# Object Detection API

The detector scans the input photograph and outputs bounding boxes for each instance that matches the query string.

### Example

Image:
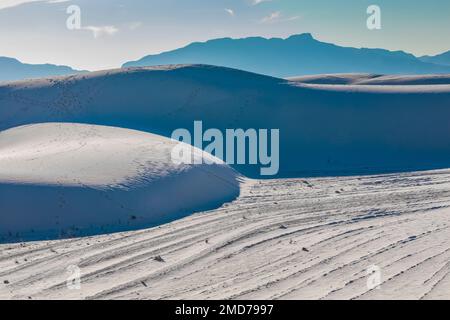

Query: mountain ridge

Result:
[0,56,85,82]
[123,34,450,77]
[420,50,450,66]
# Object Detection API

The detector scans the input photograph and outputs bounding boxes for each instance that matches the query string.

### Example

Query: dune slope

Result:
[288,73,450,85]
[0,123,240,242]
[1,65,450,177]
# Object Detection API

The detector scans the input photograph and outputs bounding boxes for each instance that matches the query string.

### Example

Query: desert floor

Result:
[1,169,450,300]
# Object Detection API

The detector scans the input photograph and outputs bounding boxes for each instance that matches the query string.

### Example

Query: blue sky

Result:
[1,0,449,70]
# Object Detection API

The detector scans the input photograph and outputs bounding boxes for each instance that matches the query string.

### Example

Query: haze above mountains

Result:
[1,34,450,82]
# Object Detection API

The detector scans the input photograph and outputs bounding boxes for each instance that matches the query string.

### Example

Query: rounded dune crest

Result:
[0,123,241,242]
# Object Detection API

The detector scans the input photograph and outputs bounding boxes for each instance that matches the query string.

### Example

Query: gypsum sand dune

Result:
[1,67,450,299]
[0,123,241,242]
[2,65,450,178]
[287,73,450,85]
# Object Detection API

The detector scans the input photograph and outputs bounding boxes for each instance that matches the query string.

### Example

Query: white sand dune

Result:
[288,73,450,86]
[1,169,449,300]
[1,66,450,300]
[1,65,450,177]
[0,123,240,242]
[354,74,450,85]
[287,73,382,85]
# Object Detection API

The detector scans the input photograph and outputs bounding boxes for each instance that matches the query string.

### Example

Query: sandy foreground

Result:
[1,169,450,300]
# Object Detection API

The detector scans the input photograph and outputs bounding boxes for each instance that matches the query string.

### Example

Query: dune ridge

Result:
[1,65,450,177]
[0,123,240,242]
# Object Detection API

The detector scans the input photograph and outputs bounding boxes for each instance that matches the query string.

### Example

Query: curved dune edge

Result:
[288,73,450,85]
[0,123,241,242]
[2,65,450,178]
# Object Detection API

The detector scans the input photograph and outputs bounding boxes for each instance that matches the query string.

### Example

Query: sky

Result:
[0,0,449,71]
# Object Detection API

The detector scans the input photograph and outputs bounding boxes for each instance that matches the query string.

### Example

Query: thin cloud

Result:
[251,0,272,5]
[260,11,280,23]
[0,0,69,10]
[260,11,300,24]
[82,25,119,38]
[286,15,300,21]
[225,8,235,17]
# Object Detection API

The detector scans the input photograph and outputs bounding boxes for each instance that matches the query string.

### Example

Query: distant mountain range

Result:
[420,50,450,66]
[123,34,450,77]
[2,34,450,82]
[0,57,83,82]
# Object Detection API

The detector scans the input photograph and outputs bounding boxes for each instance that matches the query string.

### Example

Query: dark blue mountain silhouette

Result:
[420,50,450,66]
[0,56,84,82]
[123,34,450,77]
